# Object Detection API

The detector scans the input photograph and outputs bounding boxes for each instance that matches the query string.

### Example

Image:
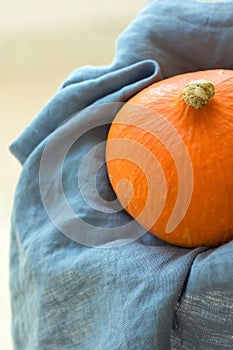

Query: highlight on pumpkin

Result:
[106,69,233,248]
[106,136,167,231]
[106,102,194,237]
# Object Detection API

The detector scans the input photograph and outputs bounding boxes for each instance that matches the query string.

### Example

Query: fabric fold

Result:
[113,0,233,78]
[10,60,160,165]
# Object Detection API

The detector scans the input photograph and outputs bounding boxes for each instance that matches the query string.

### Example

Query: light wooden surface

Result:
[0,1,147,348]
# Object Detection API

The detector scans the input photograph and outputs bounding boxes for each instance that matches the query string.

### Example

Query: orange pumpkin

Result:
[106,69,233,248]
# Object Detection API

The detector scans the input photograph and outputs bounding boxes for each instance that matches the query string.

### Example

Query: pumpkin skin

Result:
[106,69,233,248]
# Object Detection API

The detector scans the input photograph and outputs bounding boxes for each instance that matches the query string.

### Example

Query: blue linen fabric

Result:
[9,0,233,349]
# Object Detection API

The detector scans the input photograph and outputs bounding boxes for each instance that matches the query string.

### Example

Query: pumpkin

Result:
[106,69,233,248]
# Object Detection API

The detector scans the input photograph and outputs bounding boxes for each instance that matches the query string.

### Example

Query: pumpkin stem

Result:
[183,79,215,109]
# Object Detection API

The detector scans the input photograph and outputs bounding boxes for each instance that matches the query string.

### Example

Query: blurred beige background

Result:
[0,0,147,348]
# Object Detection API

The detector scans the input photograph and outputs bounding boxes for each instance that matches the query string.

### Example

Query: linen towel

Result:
[10,0,233,349]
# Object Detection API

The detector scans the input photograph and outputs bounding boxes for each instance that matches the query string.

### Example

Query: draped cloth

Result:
[10,0,233,349]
